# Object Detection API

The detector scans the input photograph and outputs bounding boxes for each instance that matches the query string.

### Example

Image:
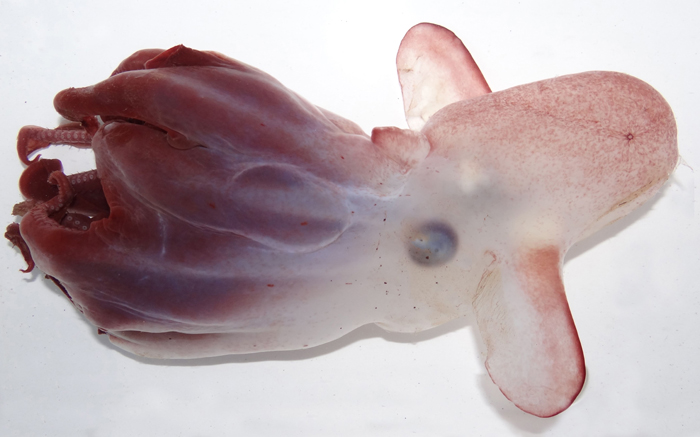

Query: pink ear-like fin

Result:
[397,23,491,131]
[473,247,585,417]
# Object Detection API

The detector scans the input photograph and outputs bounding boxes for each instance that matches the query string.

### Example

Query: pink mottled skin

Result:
[6,23,677,418]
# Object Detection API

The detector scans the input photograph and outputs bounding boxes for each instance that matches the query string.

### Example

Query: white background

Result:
[1,1,698,436]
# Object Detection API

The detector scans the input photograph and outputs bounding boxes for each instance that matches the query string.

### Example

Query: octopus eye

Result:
[407,221,458,266]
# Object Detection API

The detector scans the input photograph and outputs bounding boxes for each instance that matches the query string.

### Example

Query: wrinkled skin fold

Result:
[6,23,678,418]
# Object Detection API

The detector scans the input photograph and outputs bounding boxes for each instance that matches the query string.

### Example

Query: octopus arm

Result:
[93,122,352,252]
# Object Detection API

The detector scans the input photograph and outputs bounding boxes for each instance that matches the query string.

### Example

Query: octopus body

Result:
[6,24,678,417]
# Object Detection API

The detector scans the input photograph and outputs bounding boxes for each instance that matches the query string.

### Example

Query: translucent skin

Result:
[7,23,677,418]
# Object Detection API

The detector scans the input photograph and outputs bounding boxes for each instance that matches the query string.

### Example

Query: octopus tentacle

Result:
[17,120,96,165]
[17,160,108,220]
[65,169,110,217]
[18,158,63,203]
[5,170,78,272]
[25,170,76,227]
[4,223,34,273]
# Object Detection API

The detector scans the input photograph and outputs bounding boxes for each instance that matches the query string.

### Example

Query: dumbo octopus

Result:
[5,23,678,417]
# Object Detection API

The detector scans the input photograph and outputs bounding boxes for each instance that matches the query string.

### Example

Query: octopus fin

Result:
[397,23,491,131]
[472,246,585,417]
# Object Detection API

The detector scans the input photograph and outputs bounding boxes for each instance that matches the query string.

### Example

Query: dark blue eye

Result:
[407,221,458,266]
